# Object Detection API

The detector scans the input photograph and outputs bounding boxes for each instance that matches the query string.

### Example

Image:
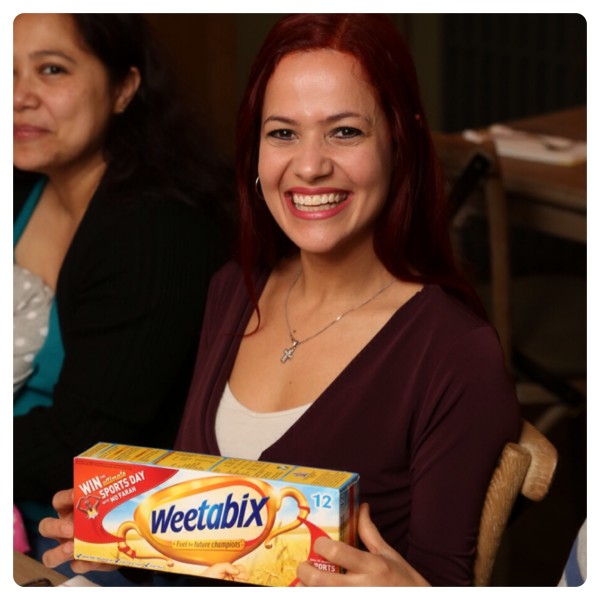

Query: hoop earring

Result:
[255,176,264,200]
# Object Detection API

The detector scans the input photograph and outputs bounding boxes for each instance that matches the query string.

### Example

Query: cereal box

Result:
[73,443,359,586]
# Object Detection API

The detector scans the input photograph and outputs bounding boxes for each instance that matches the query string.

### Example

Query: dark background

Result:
[144,14,586,158]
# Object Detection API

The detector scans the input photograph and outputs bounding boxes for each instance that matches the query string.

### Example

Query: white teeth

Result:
[291,193,347,207]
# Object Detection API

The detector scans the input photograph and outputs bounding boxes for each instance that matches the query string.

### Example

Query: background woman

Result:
[14,13,233,555]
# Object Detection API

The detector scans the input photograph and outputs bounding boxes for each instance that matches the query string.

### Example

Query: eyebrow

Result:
[29,50,77,64]
[263,111,372,127]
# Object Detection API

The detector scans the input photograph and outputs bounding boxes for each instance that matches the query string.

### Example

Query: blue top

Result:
[559,520,586,586]
[13,178,65,417]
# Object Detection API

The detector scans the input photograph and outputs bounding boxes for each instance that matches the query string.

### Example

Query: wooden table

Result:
[496,105,586,243]
[13,551,68,587]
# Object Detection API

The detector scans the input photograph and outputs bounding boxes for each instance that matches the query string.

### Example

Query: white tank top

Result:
[215,382,311,460]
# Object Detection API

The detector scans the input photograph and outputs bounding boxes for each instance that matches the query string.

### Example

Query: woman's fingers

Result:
[296,558,350,587]
[38,515,73,541]
[313,535,373,573]
[41,540,74,569]
[52,488,75,519]
[38,488,117,574]
[296,503,430,587]
[356,503,394,556]
[71,560,118,574]
[302,504,391,575]
[41,538,116,573]
[37,488,77,570]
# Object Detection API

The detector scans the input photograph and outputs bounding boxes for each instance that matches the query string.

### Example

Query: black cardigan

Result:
[14,174,228,503]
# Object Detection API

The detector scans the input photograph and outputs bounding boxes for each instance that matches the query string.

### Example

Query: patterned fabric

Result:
[13,264,53,393]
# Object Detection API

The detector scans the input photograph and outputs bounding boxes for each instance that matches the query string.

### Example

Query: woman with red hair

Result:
[41,14,520,586]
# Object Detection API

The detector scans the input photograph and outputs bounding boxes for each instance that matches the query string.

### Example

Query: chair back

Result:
[433,130,586,422]
[473,420,558,586]
[432,131,512,363]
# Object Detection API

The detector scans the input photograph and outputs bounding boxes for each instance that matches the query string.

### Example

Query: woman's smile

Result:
[286,189,352,219]
[13,124,50,141]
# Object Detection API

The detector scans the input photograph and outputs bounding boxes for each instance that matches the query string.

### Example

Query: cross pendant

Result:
[281,339,299,363]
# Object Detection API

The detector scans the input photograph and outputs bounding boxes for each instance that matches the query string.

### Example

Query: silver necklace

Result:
[281,270,395,363]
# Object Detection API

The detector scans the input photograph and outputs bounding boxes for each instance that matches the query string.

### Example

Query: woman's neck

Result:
[46,156,107,219]
[291,245,394,305]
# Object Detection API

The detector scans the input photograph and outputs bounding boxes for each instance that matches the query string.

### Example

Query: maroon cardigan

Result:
[176,261,520,586]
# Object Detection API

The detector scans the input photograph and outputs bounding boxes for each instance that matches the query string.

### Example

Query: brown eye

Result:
[332,126,363,139]
[267,129,295,140]
[40,64,66,75]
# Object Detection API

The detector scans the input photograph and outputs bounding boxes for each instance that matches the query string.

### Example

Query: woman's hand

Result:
[296,503,430,587]
[38,489,114,574]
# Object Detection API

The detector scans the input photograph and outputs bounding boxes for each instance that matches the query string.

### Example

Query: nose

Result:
[293,136,334,181]
[14,73,39,112]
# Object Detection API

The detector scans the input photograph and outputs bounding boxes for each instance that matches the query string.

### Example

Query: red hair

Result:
[235,14,486,319]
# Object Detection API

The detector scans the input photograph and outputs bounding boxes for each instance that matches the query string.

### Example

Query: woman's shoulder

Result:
[211,260,244,285]
[88,183,224,245]
[408,286,519,434]
[67,186,229,283]
[100,184,211,218]
[206,260,273,307]
[401,284,504,366]
[209,260,264,292]
[415,284,492,337]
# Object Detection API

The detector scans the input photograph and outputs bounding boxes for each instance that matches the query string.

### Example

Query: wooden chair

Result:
[473,420,558,586]
[432,131,586,432]
[432,131,511,362]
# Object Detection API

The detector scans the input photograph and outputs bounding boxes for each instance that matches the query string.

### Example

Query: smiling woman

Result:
[39,14,520,588]
[173,14,521,586]
[13,14,137,188]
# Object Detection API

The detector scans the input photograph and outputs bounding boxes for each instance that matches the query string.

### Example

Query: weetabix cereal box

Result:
[73,443,359,586]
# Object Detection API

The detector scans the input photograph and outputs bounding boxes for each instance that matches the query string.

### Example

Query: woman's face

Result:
[258,49,393,257]
[13,14,121,176]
